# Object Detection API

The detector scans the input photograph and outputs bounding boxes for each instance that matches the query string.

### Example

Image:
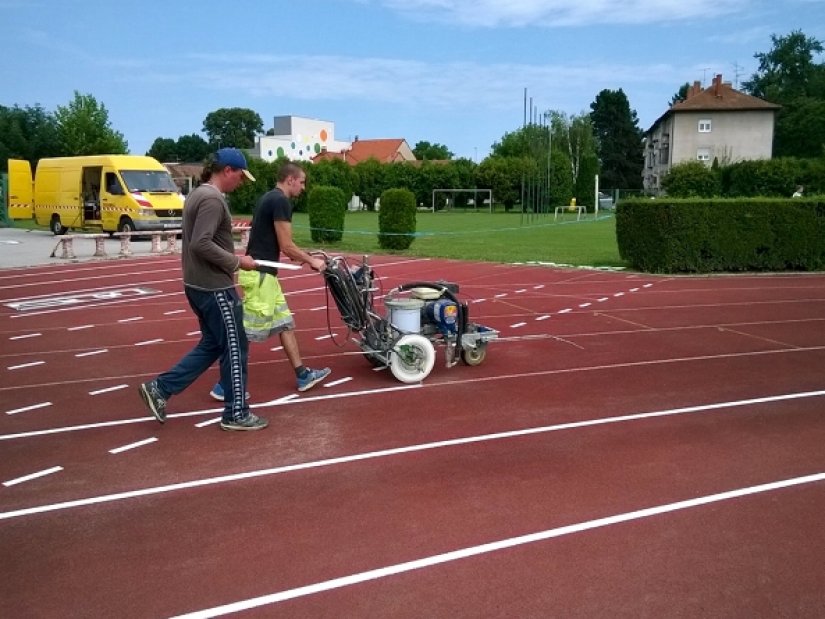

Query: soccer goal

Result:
[431,189,493,213]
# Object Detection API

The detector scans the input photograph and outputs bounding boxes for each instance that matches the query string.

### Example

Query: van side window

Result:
[106,173,123,195]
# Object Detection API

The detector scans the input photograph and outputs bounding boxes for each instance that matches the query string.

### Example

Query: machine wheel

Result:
[389,334,435,383]
[461,345,487,366]
[117,217,135,234]
[50,215,67,235]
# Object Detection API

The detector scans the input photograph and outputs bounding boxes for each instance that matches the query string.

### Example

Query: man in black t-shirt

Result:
[210,162,331,400]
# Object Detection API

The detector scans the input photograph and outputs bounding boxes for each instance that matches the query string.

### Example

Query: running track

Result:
[1,254,824,618]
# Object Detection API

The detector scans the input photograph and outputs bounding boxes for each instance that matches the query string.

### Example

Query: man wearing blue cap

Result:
[138,148,268,431]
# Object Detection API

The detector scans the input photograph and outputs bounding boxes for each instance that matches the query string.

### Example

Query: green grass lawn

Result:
[7,209,626,268]
[292,210,626,268]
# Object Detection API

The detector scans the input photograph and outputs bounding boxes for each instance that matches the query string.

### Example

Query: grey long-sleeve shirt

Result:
[180,184,240,291]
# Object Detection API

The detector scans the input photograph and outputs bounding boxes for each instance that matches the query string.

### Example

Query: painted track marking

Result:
[2,389,822,520]
[6,402,52,415]
[3,466,63,487]
[170,471,825,618]
[109,437,158,454]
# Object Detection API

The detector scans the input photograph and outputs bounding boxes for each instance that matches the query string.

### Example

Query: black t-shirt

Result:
[246,188,292,274]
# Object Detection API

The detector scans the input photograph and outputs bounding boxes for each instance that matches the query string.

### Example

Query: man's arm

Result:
[190,198,256,271]
[275,220,325,271]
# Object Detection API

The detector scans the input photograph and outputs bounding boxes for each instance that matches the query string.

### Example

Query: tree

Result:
[491,123,550,160]
[670,82,690,106]
[742,30,825,158]
[0,104,62,172]
[306,158,356,201]
[476,156,533,211]
[176,134,210,162]
[53,91,128,156]
[412,141,453,160]
[589,89,643,191]
[202,108,263,149]
[548,111,599,204]
[743,30,825,103]
[353,158,387,211]
[147,137,178,162]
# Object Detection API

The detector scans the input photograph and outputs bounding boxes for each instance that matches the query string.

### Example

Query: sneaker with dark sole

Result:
[297,367,331,392]
[220,413,269,431]
[209,383,251,402]
[139,380,167,424]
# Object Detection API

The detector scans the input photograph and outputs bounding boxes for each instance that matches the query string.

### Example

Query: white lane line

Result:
[315,334,332,341]
[579,303,592,308]
[118,317,143,323]
[643,284,653,288]
[8,361,45,370]
[10,333,41,340]
[171,471,825,618]
[195,417,222,428]
[75,349,108,357]
[535,315,551,321]
[494,293,507,298]
[510,322,526,328]
[533,285,545,289]
[558,308,572,314]
[6,402,52,415]
[163,310,186,315]
[109,437,158,454]
[89,384,129,396]
[630,287,639,292]
[310,306,326,311]
[271,346,283,352]
[613,292,625,297]
[325,377,353,388]
[67,324,95,331]
[473,298,486,303]
[186,330,200,336]
[3,388,823,520]
[3,466,63,487]
[515,289,526,294]
[597,297,609,302]
[135,339,163,346]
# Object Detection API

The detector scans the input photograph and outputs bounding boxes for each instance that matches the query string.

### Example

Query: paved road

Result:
[0,227,168,268]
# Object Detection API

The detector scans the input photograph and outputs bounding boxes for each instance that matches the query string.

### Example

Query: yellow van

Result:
[8,155,184,235]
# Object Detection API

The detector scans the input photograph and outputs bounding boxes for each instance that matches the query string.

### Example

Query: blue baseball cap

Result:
[215,148,255,181]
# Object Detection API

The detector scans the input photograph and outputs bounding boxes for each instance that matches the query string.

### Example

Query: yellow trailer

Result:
[8,155,184,235]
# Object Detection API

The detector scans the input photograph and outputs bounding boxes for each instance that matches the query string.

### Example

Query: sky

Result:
[1,0,823,162]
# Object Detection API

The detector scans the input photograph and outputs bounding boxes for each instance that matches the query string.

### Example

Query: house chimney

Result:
[713,74,722,97]
[688,80,701,99]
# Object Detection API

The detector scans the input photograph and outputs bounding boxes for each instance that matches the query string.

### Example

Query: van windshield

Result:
[120,170,179,193]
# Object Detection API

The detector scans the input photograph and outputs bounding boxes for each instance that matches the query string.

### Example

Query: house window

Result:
[697,148,711,162]
[698,119,712,133]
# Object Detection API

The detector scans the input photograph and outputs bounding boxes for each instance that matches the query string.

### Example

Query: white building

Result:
[250,115,351,162]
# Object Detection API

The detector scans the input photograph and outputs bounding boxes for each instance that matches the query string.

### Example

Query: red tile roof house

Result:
[311,137,416,164]
[643,74,781,193]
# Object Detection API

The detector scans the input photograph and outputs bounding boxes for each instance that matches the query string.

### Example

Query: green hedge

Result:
[307,185,346,243]
[616,197,825,273]
[378,188,416,250]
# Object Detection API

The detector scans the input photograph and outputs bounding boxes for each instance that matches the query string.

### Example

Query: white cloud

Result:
[176,53,681,118]
[375,0,749,27]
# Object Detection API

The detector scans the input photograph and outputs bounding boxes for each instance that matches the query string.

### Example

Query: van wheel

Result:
[50,215,67,236]
[117,217,135,234]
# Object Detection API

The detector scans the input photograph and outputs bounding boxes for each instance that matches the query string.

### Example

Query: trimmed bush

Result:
[378,188,416,250]
[616,197,825,273]
[661,161,721,197]
[308,185,346,243]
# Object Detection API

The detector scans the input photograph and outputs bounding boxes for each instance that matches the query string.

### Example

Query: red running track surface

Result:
[1,255,825,617]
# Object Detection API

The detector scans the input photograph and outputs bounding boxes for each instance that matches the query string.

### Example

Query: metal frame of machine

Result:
[319,252,498,383]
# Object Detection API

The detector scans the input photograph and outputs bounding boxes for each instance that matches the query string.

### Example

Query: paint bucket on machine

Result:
[385,297,424,334]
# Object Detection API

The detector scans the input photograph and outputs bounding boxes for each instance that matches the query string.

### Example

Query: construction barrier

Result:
[53,226,249,260]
